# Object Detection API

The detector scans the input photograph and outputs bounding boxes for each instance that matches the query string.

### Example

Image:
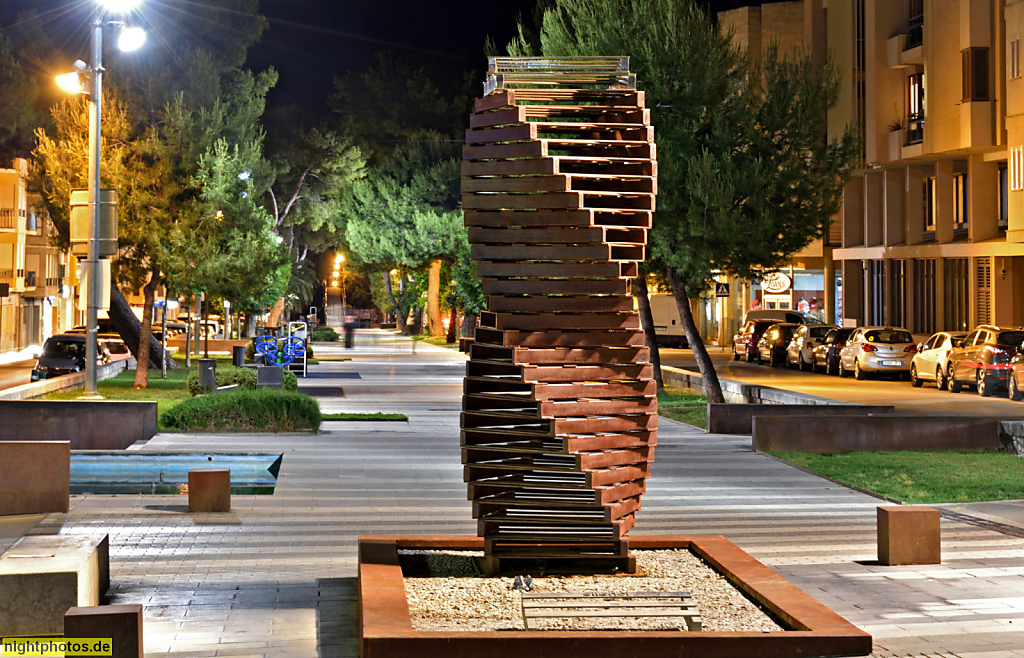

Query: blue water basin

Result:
[69,452,282,495]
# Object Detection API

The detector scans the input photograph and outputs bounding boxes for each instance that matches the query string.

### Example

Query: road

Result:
[0,360,33,390]
[661,347,1024,416]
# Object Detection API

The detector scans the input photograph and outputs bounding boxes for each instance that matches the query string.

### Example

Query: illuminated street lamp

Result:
[56,0,147,398]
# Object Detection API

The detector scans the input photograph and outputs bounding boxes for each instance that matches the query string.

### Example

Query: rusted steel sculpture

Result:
[461,57,657,574]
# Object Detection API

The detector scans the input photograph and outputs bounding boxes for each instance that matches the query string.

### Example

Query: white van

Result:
[648,293,688,348]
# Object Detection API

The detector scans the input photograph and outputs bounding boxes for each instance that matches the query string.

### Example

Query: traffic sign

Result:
[714,283,730,297]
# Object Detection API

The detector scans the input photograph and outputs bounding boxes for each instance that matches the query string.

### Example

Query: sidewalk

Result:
[8,329,1024,657]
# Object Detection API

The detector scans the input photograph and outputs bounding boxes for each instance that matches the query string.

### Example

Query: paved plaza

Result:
[4,330,1024,657]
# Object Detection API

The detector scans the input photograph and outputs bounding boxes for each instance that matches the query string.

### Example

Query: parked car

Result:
[99,332,130,355]
[786,323,837,371]
[733,320,775,362]
[30,334,109,381]
[743,309,825,325]
[756,323,800,367]
[1009,344,1024,401]
[838,327,916,380]
[947,325,1024,396]
[909,332,968,389]
[812,327,855,375]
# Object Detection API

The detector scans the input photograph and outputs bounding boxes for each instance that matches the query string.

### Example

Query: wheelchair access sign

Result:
[714,283,730,298]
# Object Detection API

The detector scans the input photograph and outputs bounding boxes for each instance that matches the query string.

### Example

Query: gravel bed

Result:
[402,549,784,632]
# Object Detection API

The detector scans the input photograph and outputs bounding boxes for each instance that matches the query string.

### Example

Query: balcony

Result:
[0,207,16,230]
[906,113,924,146]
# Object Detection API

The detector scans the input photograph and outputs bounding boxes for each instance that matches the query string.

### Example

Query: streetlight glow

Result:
[117,27,147,52]
[99,0,143,13]
[56,72,84,95]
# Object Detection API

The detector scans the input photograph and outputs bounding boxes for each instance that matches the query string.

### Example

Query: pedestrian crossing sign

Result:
[715,283,730,297]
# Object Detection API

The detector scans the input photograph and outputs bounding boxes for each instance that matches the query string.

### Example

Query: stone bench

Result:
[0,441,70,516]
[878,506,940,566]
[707,403,894,435]
[752,415,1004,453]
[189,469,231,512]
[65,604,143,658]
[0,534,109,635]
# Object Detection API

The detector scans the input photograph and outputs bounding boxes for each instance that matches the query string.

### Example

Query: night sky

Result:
[1,0,786,114]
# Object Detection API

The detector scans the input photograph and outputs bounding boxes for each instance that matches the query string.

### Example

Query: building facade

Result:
[0,158,75,354]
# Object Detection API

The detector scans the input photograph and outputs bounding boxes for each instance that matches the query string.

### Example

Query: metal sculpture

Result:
[255,335,306,367]
[461,57,657,574]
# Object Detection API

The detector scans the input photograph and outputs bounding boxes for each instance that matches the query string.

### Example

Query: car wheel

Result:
[839,359,849,378]
[935,366,947,391]
[826,357,836,376]
[910,364,922,387]
[977,369,992,397]
[800,354,811,372]
[854,360,866,381]
[1010,375,1023,402]
[772,350,783,367]
[746,350,755,363]
[757,351,764,365]
[733,350,740,361]
[948,365,962,393]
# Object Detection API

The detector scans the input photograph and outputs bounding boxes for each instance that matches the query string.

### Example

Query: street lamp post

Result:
[59,0,146,398]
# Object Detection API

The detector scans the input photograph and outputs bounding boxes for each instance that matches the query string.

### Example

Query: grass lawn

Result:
[322,412,408,421]
[411,334,459,349]
[657,386,708,428]
[769,450,1024,504]
[44,367,191,424]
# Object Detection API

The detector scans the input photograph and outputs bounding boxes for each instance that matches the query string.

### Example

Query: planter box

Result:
[358,535,871,658]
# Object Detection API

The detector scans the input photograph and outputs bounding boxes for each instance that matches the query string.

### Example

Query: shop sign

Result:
[761,272,791,294]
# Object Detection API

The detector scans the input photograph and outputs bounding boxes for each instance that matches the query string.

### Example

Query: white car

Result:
[786,324,837,371]
[838,326,917,380]
[909,331,968,389]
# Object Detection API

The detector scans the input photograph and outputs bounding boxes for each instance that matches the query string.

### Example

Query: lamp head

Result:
[98,0,143,13]
[117,26,147,52]
[56,71,85,95]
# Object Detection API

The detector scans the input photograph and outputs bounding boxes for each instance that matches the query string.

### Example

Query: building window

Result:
[924,175,936,232]
[953,172,968,229]
[907,73,924,145]
[1013,146,1024,191]
[999,163,1009,230]
[1012,36,1021,80]
[907,0,923,49]
[943,258,970,332]
[913,259,935,334]
[962,47,990,101]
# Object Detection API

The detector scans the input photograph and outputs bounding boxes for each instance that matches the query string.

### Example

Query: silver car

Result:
[909,332,967,389]
[786,324,837,371]
[838,327,917,380]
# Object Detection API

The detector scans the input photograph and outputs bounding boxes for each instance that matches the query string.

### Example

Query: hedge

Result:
[310,326,339,342]
[187,364,297,396]
[161,389,322,432]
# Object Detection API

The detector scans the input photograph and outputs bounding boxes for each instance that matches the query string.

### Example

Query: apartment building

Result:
[720,0,1024,342]
[0,158,74,354]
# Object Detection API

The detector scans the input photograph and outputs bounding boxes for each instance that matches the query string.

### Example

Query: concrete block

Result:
[752,415,1003,453]
[707,403,894,434]
[0,441,70,516]
[0,535,109,635]
[0,401,157,450]
[256,365,284,389]
[65,605,143,658]
[188,469,230,512]
[999,421,1024,456]
[878,506,941,566]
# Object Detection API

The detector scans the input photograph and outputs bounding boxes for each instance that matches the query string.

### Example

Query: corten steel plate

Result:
[358,535,872,658]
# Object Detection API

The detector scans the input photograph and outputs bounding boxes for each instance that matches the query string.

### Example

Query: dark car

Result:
[755,323,800,367]
[948,325,1024,396]
[1009,343,1024,402]
[812,327,855,375]
[30,334,108,381]
[733,320,775,362]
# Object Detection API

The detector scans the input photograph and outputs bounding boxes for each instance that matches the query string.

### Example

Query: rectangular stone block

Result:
[0,441,70,516]
[188,468,231,512]
[65,605,143,658]
[0,401,157,450]
[878,506,941,565]
[0,535,109,635]
[256,365,283,389]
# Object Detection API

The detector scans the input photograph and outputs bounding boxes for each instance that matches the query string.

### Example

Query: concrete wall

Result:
[0,401,157,450]
[752,415,1004,453]
[0,441,69,515]
[0,359,127,401]
[708,403,895,435]
[662,366,853,406]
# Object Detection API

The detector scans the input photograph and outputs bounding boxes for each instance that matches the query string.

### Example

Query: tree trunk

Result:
[634,275,664,391]
[427,259,444,337]
[393,275,408,334]
[243,314,257,337]
[446,306,458,344]
[410,304,423,336]
[460,313,476,339]
[134,268,160,388]
[107,287,177,372]
[666,265,725,404]
[266,296,285,328]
